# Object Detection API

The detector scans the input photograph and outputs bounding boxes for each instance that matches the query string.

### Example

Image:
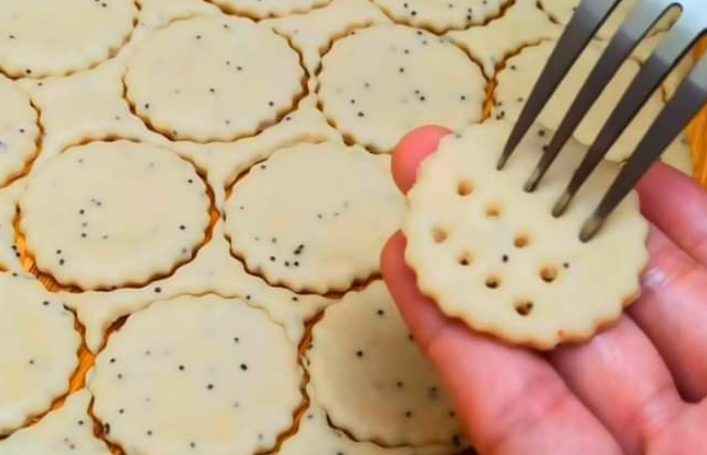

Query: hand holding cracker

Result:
[382,126,707,455]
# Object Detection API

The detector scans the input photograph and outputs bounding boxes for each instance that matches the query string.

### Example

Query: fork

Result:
[497,0,707,241]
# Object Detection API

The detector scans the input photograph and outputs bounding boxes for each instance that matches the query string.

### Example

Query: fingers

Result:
[628,225,707,402]
[550,317,684,455]
[392,125,452,194]
[382,234,623,455]
[637,162,707,266]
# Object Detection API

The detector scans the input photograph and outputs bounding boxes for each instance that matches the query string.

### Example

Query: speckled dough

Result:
[404,122,648,349]
[0,273,80,435]
[0,76,39,186]
[224,142,404,294]
[89,295,302,455]
[0,391,112,455]
[319,25,485,153]
[308,282,463,446]
[20,141,210,290]
[495,41,665,163]
[0,0,136,77]
[125,16,305,142]
[372,0,506,32]
[209,0,332,18]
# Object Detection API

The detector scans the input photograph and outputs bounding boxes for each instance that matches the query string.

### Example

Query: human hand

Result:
[381,126,707,455]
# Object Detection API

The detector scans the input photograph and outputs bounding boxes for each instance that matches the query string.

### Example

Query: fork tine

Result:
[554,14,700,216]
[524,0,671,192]
[497,0,622,170]
[580,53,707,242]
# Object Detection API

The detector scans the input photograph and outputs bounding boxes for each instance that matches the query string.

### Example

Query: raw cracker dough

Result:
[404,122,648,349]
[308,281,463,446]
[0,0,137,77]
[224,142,404,294]
[125,16,305,142]
[318,24,485,153]
[209,0,332,18]
[88,295,302,455]
[0,76,39,186]
[20,140,210,290]
[0,273,80,435]
[494,40,665,163]
[0,391,111,455]
[372,0,506,33]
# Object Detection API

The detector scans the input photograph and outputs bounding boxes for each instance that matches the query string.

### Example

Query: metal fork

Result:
[498,0,707,241]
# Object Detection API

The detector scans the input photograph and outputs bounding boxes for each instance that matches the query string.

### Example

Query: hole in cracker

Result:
[432,227,448,243]
[540,265,558,283]
[514,234,530,248]
[457,179,473,196]
[457,252,473,266]
[515,300,533,316]
[485,203,502,219]
[485,275,500,289]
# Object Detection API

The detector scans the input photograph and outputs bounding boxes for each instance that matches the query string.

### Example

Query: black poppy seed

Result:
[55,249,62,255]
[240,363,248,371]
[110,358,116,363]
[19,128,25,134]
[37,82,43,87]
[293,261,299,267]
[466,14,472,20]
[405,411,413,418]
[356,350,364,358]
[404,49,410,54]
[292,296,299,302]
[429,386,438,398]
[460,95,466,101]
[59,259,65,265]
[502,254,509,262]
[271,237,277,243]
[179,225,186,230]
[82,222,88,228]
[78,420,84,426]
[563,262,570,269]
[11,245,16,250]
[268,101,274,107]
[147,430,153,436]
[234,337,240,343]
[269,256,276,262]
[399,67,405,73]
[517,97,524,102]
[188,179,193,183]
[542,145,548,152]
[114,115,121,120]
[196,35,202,40]
[29,359,34,365]
[25,69,32,75]
[285,261,290,267]
[408,334,414,341]
[364,82,370,88]
[377,309,385,316]
[396,381,403,388]
[8,35,15,39]
[81,233,87,238]
[119,409,124,414]
[154,287,162,293]
[190,442,196,448]
[422,40,428,45]
[209,87,216,93]
[317,214,323,219]
[117,374,123,379]
[79,209,85,215]
[403,2,408,7]
[420,96,426,102]
[510,64,517,70]
[245,295,251,300]
[261,164,267,170]
[357,111,364,117]
[144,103,150,109]
[207,384,214,390]
[223,23,230,29]
[11,272,16,277]
[145,350,151,356]
[237,66,243,71]
[181,247,188,254]
[538,129,546,137]
[14,251,19,258]
[449,411,455,417]
[104,423,111,434]
[179,365,185,371]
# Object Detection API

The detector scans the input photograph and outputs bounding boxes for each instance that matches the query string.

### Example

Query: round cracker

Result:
[318,25,485,153]
[494,40,664,163]
[0,76,39,186]
[210,0,332,18]
[224,142,404,294]
[404,122,648,349]
[20,140,210,290]
[0,0,136,78]
[0,273,80,435]
[308,281,462,446]
[125,16,305,142]
[372,0,506,32]
[89,295,302,455]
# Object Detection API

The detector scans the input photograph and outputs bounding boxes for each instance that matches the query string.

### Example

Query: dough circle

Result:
[89,295,302,455]
[209,0,332,18]
[319,25,485,153]
[308,282,462,446]
[20,140,210,290]
[0,0,137,78]
[125,16,305,142]
[224,142,404,294]
[403,122,648,349]
[372,0,506,32]
[0,273,80,435]
[0,76,39,186]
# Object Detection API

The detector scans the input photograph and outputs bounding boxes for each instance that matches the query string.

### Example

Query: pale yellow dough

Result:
[20,140,210,290]
[89,295,302,455]
[0,273,80,435]
[0,0,136,77]
[372,0,506,32]
[404,122,648,349]
[0,76,39,186]
[319,24,485,153]
[495,40,665,163]
[209,0,332,18]
[308,282,463,446]
[224,142,404,294]
[125,16,305,142]
[0,391,112,455]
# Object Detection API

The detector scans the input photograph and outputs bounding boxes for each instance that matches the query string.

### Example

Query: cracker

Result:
[0,272,80,435]
[494,40,664,163]
[372,0,505,33]
[308,281,463,446]
[224,142,404,294]
[0,0,137,78]
[125,16,305,142]
[209,0,331,18]
[0,391,111,455]
[88,295,302,455]
[20,140,210,290]
[0,76,39,186]
[404,122,648,349]
[318,24,485,153]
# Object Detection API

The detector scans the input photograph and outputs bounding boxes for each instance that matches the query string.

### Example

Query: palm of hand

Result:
[381,126,707,455]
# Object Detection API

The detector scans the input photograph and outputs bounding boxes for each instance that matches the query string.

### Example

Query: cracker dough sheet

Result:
[0,0,694,454]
